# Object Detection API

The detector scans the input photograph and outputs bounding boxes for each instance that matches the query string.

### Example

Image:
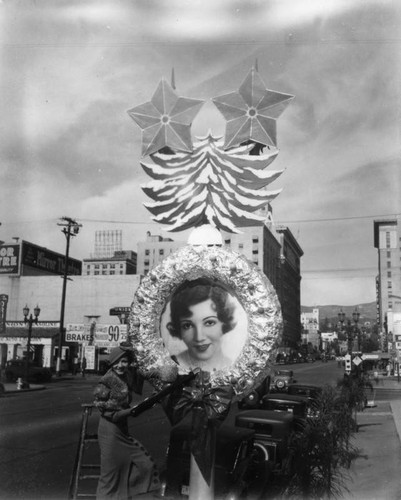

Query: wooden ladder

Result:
[68,404,100,500]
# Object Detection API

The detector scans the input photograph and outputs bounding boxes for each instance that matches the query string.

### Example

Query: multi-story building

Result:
[374,218,401,325]
[275,226,304,347]
[137,231,186,275]
[222,212,303,347]
[374,217,401,342]
[83,230,137,275]
[83,250,137,276]
[301,308,320,347]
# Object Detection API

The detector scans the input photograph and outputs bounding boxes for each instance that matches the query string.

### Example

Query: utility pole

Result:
[56,217,82,376]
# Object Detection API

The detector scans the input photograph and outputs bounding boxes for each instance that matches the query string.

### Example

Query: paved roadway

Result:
[0,361,399,500]
[0,375,168,500]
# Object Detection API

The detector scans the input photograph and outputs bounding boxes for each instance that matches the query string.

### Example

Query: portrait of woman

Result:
[162,277,248,372]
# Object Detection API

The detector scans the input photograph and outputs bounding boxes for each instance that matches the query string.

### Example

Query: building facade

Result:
[222,220,303,347]
[374,218,401,345]
[137,231,186,275]
[0,274,141,370]
[83,250,137,275]
[301,308,320,348]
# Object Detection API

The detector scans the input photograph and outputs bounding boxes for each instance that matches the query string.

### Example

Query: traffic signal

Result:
[344,354,351,373]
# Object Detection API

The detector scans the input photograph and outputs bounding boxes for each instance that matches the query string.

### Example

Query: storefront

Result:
[0,321,61,369]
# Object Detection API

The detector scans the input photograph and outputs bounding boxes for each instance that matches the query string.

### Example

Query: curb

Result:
[2,384,46,394]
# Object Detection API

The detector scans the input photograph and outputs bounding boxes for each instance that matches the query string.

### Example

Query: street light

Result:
[56,217,82,376]
[23,304,40,387]
[338,308,361,354]
[352,308,360,351]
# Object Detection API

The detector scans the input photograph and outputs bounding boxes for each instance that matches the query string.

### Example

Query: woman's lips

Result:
[193,344,210,352]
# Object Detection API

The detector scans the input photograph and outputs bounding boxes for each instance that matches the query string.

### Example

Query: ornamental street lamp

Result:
[338,308,361,355]
[352,308,360,351]
[23,304,40,387]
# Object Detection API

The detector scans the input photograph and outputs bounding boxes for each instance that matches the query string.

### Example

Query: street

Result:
[0,361,400,500]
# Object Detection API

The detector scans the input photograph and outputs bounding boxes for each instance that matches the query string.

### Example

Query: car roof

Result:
[263,394,309,403]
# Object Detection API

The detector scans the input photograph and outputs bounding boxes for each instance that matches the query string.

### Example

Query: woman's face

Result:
[179,298,224,362]
[112,355,130,376]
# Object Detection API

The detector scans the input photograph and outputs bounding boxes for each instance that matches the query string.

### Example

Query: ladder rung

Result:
[81,465,100,469]
[76,494,96,498]
[79,474,100,480]
[84,434,98,441]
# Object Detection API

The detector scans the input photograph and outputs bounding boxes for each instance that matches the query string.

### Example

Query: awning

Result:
[0,327,59,339]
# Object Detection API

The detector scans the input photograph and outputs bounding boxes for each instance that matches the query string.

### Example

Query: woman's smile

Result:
[179,299,224,362]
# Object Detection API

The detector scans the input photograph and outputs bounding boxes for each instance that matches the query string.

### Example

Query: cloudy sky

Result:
[1,0,400,306]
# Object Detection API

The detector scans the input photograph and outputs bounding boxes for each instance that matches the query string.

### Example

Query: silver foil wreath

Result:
[129,244,282,399]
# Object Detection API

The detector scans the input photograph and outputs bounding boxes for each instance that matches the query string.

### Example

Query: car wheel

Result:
[275,379,286,390]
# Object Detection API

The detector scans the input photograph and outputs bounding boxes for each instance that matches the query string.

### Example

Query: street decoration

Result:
[129,245,281,395]
[140,132,283,232]
[127,66,292,493]
[212,67,294,150]
[127,78,204,157]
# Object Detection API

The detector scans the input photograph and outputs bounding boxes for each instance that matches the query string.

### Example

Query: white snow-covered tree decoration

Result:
[140,133,284,233]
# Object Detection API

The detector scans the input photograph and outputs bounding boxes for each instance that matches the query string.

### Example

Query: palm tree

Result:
[282,385,357,499]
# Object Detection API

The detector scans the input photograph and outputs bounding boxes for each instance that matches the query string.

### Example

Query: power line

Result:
[2,212,400,227]
[2,38,401,49]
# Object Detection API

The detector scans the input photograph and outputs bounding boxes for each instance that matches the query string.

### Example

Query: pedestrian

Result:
[72,355,79,376]
[373,369,379,385]
[93,345,160,500]
[81,357,87,378]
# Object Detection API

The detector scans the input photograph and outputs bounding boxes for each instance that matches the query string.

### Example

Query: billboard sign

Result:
[21,241,82,276]
[0,244,20,275]
[95,324,128,347]
[66,323,128,347]
[66,324,92,343]
[0,294,8,334]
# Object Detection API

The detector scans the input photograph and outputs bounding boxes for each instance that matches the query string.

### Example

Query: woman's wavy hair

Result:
[167,277,237,339]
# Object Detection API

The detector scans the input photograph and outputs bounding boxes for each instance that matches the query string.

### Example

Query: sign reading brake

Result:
[66,332,92,342]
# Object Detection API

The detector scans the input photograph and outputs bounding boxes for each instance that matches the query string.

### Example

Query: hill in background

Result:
[301,302,377,329]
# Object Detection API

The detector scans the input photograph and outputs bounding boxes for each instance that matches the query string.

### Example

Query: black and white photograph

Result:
[0,1,400,499]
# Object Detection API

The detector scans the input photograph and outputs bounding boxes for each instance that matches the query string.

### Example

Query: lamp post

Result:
[338,309,347,352]
[352,308,360,351]
[56,217,82,376]
[23,304,40,387]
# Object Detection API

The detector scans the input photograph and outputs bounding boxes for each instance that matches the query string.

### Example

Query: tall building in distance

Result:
[301,308,320,348]
[93,230,122,258]
[374,217,401,341]
[136,232,186,275]
[83,230,137,275]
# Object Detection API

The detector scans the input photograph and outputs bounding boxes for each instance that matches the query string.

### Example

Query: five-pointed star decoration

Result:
[127,78,205,157]
[212,68,294,151]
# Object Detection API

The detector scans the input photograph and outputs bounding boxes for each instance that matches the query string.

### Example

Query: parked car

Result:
[287,383,322,400]
[4,360,52,383]
[163,418,268,499]
[270,370,295,392]
[261,394,309,418]
[235,409,295,476]
[238,375,271,410]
